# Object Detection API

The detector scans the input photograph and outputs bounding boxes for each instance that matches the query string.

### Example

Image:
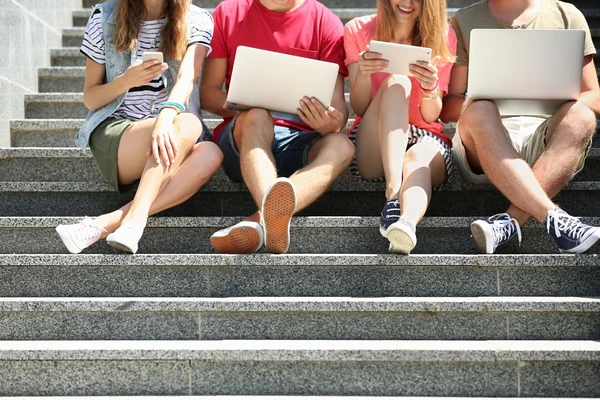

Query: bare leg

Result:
[400,143,448,226]
[94,141,223,236]
[355,75,411,200]
[115,113,204,227]
[458,100,555,222]
[504,101,597,224]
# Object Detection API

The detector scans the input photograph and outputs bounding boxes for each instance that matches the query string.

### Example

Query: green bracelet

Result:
[162,101,185,113]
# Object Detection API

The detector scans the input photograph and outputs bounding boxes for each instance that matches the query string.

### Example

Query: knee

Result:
[322,134,355,165]
[403,144,437,172]
[563,102,597,143]
[236,108,275,147]
[199,141,224,167]
[381,74,412,99]
[460,100,499,138]
[173,113,203,146]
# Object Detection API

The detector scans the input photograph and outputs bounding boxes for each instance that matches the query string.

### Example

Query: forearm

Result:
[440,94,465,123]
[166,72,195,107]
[420,95,443,123]
[83,74,131,111]
[579,90,600,116]
[200,85,238,119]
[349,72,373,117]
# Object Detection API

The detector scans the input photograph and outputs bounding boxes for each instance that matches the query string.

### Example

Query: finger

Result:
[299,98,317,120]
[297,107,312,126]
[170,134,178,159]
[159,136,170,167]
[304,98,326,124]
[327,106,344,123]
[431,55,441,67]
[152,137,161,165]
[362,51,384,60]
[164,133,175,164]
[142,59,160,69]
[310,98,328,116]
[415,62,438,75]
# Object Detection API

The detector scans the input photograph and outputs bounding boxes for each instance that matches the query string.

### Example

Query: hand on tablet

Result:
[297,97,344,135]
[357,46,389,76]
[409,56,440,91]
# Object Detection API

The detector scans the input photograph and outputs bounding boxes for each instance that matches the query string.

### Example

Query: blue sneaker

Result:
[470,213,522,254]
[545,207,600,254]
[380,199,401,237]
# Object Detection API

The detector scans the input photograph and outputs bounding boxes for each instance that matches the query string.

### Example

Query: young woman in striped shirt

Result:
[56,0,223,254]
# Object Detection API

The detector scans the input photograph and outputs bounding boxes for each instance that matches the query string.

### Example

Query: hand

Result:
[147,110,178,167]
[122,60,169,89]
[409,55,440,91]
[357,46,389,76]
[297,97,345,135]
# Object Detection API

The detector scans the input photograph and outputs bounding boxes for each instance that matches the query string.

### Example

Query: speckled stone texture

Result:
[0,360,190,396]
[190,360,518,396]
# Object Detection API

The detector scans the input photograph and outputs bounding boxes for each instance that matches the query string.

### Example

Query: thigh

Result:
[409,131,453,188]
[355,91,385,179]
[273,126,322,178]
[116,118,158,185]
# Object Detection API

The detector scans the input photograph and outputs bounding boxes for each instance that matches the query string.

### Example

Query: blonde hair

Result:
[114,0,189,61]
[374,0,455,63]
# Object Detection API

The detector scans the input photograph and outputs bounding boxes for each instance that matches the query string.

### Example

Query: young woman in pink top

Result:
[344,0,456,254]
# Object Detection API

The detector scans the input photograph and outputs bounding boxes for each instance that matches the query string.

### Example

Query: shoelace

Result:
[385,200,401,219]
[490,213,522,246]
[546,209,588,240]
[74,219,106,242]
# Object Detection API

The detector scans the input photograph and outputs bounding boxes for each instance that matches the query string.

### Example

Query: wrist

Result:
[420,80,439,93]
[158,106,178,120]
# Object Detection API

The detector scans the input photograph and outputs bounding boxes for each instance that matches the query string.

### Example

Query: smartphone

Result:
[141,51,164,64]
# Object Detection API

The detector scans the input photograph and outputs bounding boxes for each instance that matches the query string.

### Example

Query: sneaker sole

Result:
[106,239,137,254]
[55,225,83,254]
[262,180,296,254]
[211,225,262,254]
[387,228,416,255]
[470,221,493,254]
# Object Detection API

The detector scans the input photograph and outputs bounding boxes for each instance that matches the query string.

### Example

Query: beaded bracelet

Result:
[420,80,439,93]
[162,101,185,113]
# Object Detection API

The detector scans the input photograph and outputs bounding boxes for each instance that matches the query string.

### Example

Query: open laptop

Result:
[467,29,585,116]
[224,46,340,116]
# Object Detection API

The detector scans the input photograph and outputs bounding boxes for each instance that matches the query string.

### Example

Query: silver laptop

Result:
[224,46,340,115]
[468,29,584,116]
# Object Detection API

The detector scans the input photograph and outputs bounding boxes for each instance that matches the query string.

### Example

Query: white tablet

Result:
[368,40,432,76]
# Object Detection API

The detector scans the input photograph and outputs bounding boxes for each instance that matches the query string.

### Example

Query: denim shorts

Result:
[217,114,322,183]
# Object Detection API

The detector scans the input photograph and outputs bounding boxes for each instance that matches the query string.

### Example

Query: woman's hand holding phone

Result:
[122,59,169,89]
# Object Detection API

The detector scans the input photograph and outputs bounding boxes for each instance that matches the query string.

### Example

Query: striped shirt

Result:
[81,6,213,121]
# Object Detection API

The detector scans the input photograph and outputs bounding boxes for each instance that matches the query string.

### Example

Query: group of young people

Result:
[55,0,600,256]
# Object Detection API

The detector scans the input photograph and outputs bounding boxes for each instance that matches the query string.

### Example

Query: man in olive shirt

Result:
[441,0,600,254]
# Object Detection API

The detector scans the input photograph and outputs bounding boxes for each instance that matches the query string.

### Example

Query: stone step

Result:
[0,340,598,396]
[0,297,598,340]
[23,92,356,120]
[0,398,591,400]
[2,216,599,255]
[1,147,599,185]
[81,0,485,11]
[38,66,359,93]
[0,180,598,217]
[0,254,598,297]
[37,64,600,94]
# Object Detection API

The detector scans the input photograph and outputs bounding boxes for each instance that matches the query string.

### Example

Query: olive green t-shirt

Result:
[451,0,596,67]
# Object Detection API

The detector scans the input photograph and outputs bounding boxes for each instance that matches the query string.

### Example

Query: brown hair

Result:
[374,0,455,63]
[114,0,189,61]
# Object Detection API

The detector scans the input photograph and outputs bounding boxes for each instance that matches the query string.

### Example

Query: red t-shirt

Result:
[209,0,348,142]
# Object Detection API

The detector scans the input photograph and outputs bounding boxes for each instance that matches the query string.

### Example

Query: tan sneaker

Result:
[55,217,106,254]
[261,177,296,254]
[210,221,264,254]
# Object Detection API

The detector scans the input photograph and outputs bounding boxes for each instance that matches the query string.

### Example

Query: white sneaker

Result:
[261,177,296,254]
[386,218,417,254]
[105,223,145,254]
[55,217,106,254]
[210,221,264,254]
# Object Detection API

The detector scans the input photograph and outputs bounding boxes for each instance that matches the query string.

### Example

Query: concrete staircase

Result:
[2,0,600,397]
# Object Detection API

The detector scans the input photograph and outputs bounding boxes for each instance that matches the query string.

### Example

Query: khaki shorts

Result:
[453,116,551,184]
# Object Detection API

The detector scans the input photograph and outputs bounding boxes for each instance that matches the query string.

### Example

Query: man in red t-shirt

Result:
[201,0,353,255]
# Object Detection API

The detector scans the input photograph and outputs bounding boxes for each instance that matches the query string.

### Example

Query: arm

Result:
[410,56,445,123]
[347,50,388,117]
[440,65,468,123]
[82,58,167,112]
[149,44,209,166]
[199,57,238,119]
[298,73,348,135]
[578,55,600,115]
